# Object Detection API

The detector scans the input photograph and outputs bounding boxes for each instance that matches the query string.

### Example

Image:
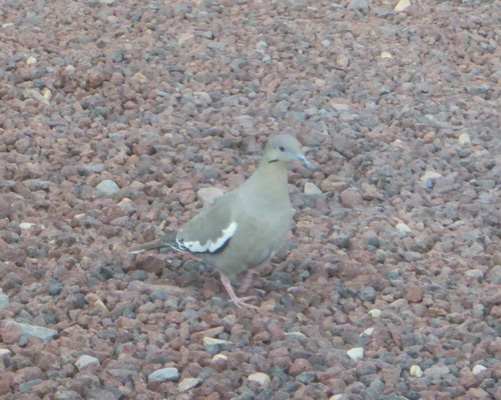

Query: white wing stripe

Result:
[180,221,237,253]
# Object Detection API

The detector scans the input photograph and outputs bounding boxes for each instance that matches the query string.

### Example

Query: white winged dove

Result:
[131,134,313,308]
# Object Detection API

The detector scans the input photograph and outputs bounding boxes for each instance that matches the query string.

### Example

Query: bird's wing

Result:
[176,193,238,254]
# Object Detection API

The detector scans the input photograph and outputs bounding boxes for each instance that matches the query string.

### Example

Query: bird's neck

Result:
[245,161,289,198]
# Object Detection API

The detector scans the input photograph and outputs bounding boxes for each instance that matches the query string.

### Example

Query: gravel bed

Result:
[0,0,500,399]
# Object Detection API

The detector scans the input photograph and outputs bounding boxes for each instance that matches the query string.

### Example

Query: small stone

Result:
[321,40,331,48]
[178,377,201,392]
[380,51,392,59]
[256,41,268,52]
[148,367,179,382]
[285,332,307,340]
[472,365,487,375]
[92,299,109,313]
[0,294,9,310]
[211,354,228,362]
[465,269,484,280]
[289,358,312,376]
[339,188,363,208]
[203,337,227,352]
[361,328,374,337]
[368,309,382,318]
[446,312,466,324]
[424,364,449,377]
[347,348,364,361]
[197,187,225,208]
[396,223,412,234]
[26,56,37,65]
[248,372,271,388]
[19,222,36,230]
[458,133,472,146]
[0,349,12,356]
[178,32,195,46]
[296,371,316,384]
[304,182,322,195]
[348,0,369,12]
[54,390,82,400]
[358,286,377,302]
[95,180,120,196]
[5,321,58,342]
[75,355,100,371]
[420,170,442,183]
[336,54,349,69]
[410,365,423,377]
[394,0,411,12]
[330,396,350,400]
[49,281,63,296]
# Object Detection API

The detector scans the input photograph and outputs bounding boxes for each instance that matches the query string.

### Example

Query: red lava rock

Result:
[2,323,22,345]
[288,358,312,377]
[405,285,423,303]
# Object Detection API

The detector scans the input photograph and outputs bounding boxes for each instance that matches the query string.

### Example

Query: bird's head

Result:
[263,134,314,169]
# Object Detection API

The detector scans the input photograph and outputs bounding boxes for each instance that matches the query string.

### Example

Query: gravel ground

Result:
[1,0,500,399]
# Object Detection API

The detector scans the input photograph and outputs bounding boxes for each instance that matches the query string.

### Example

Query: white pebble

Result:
[75,355,100,370]
[178,377,201,392]
[285,332,307,340]
[256,41,268,52]
[203,337,227,346]
[396,223,412,233]
[248,372,271,388]
[211,354,228,362]
[368,309,382,318]
[458,133,471,146]
[420,170,442,182]
[410,365,423,377]
[347,347,364,361]
[472,365,487,375]
[380,51,392,59]
[19,222,36,230]
[304,182,322,195]
[360,327,374,337]
[26,56,37,65]
[394,0,411,12]
[0,349,12,356]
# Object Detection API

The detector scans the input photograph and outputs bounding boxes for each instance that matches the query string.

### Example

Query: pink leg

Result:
[238,270,259,294]
[220,275,258,309]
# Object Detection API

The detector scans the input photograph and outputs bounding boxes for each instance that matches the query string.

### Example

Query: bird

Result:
[130,134,313,308]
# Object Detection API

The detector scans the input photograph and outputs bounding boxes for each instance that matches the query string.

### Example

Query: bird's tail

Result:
[130,231,178,254]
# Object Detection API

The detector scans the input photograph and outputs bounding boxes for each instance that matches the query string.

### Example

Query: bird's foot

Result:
[221,275,258,310]
[231,295,258,309]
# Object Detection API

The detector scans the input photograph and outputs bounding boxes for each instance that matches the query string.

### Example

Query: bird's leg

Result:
[238,269,260,294]
[220,275,258,309]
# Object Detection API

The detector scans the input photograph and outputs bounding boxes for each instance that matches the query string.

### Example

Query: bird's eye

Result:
[279,146,285,152]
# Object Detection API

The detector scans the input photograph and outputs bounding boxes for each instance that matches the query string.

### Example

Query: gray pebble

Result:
[19,379,43,393]
[0,294,9,309]
[347,0,369,12]
[49,280,63,296]
[6,321,58,342]
[358,286,377,302]
[148,367,179,382]
[95,180,120,196]
[295,371,316,384]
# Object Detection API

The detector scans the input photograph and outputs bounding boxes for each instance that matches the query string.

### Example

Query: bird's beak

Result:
[297,154,315,170]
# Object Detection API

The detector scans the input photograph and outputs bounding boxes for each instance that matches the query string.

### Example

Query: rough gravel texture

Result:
[1,1,500,400]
